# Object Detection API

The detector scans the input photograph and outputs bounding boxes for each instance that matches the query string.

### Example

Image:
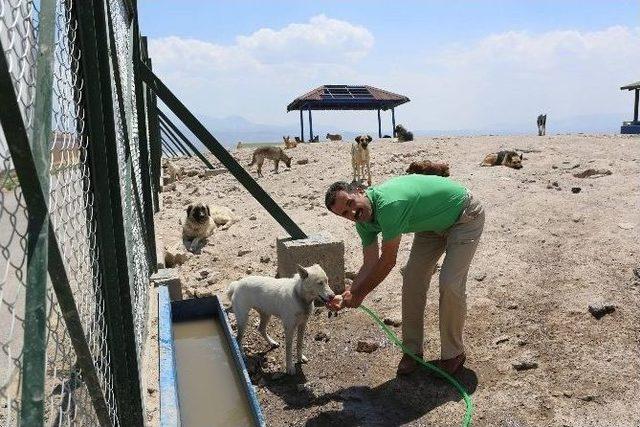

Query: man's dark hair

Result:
[325,181,359,210]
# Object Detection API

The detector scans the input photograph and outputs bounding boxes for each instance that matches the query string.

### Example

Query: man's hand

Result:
[342,289,365,308]
[325,294,344,312]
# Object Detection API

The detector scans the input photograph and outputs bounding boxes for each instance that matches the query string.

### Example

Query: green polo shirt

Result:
[355,175,468,247]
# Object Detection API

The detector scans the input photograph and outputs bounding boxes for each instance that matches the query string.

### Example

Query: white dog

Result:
[226,264,334,375]
[351,134,372,186]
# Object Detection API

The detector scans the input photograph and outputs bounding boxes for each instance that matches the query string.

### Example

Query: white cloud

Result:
[149,23,640,133]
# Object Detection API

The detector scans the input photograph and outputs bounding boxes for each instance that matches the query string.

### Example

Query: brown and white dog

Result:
[351,135,372,186]
[248,146,292,177]
[406,160,450,177]
[326,133,342,141]
[480,150,523,169]
[183,202,236,251]
[283,135,298,149]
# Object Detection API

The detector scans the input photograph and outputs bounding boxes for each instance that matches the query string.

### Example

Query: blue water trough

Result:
[158,286,266,426]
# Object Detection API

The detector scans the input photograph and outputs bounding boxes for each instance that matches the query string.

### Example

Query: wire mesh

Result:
[1,0,153,425]
[107,0,150,365]
[0,1,38,425]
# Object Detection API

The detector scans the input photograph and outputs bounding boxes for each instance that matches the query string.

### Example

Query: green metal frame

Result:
[140,64,307,239]
[160,124,189,156]
[159,120,192,157]
[131,0,157,273]
[90,0,145,424]
[20,0,55,424]
[0,15,113,427]
[157,109,214,168]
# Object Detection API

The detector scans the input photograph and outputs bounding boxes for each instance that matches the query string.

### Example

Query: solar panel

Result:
[320,85,375,100]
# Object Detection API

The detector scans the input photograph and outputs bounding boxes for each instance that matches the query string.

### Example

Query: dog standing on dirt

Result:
[183,202,236,251]
[406,160,450,177]
[326,133,342,141]
[537,114,547,136]
[480,150,523,169]
[394,124,414,142]
[248,146,292,177]
[352,134,372,186]
[227,264,335,375]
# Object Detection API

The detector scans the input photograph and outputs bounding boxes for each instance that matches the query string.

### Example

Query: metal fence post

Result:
[157,109,214,168]
[143,46,162,212]
[88,0,144,424]
[19,0,55,423]
[131,1,157,273]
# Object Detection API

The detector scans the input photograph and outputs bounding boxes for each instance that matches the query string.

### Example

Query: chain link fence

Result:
[0,0,159,425]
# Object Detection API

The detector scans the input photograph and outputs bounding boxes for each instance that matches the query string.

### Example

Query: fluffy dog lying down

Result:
[183,202,236,252]
[227,264,335,375]
[480,150,523,169]
[406,160,450,177]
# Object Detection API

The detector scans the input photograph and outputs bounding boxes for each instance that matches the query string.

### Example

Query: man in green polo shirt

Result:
[324,175,485,375]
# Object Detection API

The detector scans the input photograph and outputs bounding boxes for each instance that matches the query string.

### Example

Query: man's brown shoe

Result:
[396,353,423,376]
[434,353,466,375]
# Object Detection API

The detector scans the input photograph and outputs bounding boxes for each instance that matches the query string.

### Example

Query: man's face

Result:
[330,189,373,223]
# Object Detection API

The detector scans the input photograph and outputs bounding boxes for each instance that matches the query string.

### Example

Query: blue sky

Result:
[139,1,640,136]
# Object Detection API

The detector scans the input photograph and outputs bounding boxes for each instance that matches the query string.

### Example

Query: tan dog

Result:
[248,146,292,177]
[183,202,236,251]
[326,133,342,141]
[351,135,372,186]
[481,150,523,169]
[406,160,450,177]
[283,135,298,149]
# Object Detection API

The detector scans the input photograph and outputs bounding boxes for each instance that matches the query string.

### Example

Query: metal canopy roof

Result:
[287,85,410,111]
[621,81,640,90]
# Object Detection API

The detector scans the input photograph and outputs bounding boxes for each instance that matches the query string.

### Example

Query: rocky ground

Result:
[149,134,640,427]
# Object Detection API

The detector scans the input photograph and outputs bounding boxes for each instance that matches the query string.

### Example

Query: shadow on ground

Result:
[264,364,478,426]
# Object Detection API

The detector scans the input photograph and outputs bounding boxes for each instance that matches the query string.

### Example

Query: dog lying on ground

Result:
[163,159,183,183]
[183,202,236,251]
[352,134,372,186]
[395,124,414,142]
[310,135,319,142]
[326,133,342,141]
[406,160,450,177]
[283,135,298,149]
[227,264,335,375]
[248,146,292,177]
[537,114,547,136]
[480,150,523,169]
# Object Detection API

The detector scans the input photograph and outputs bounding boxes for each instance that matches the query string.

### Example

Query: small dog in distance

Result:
[326,133,342,141]
[481,150,523,169]
[395,124,414,142]
[406,160,450,177]
[352,135,372,186]
[248,146,292,177]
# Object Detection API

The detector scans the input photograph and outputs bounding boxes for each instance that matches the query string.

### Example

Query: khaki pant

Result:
[401,193,485,359]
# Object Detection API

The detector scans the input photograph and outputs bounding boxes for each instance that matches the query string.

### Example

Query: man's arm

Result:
[347,236,401,307]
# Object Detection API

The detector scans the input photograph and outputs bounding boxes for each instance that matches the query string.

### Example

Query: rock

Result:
[245,267,253,274]
[199,269,209,278]
[571,214,583,223]
[194,287,214,298]
[588,301,615,319]
[474,273,487,281]
[563,390,573,398]
[578,394,596,402]
[495,335,510,345]
[238,249,252,257]
[206,277,218,286]
[512,353,538,371]
[507,302,518,309]
[249,215,257,220]
[296,158,309,165]
[571,187,581,194]
[573,168,612,178]
[617,223,634,230]
[356,340,379,353]
[383,317,402,327]
[259,255,271,263]
[314,331,330,342]
[162,183,176,192]
[164,244,191,267]
[184,169,200,177]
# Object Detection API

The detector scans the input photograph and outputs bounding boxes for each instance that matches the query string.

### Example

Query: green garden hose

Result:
[359,305,474,426]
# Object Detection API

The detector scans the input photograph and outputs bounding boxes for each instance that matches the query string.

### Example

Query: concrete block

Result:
[277,232,345,293]
[151,268,183,301]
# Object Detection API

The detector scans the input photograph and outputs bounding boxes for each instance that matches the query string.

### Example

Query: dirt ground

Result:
[151,134,640,427]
